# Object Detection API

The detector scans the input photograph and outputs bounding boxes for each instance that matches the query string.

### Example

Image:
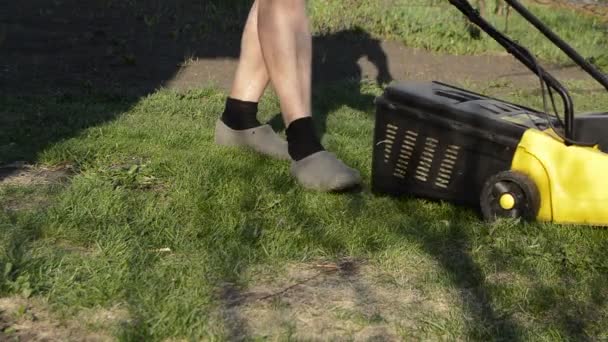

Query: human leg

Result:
[257,0,360,191]
[215,0,290,160]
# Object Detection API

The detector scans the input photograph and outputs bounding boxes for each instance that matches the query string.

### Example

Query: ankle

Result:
[221,97,262,130]
[286,117,324,161]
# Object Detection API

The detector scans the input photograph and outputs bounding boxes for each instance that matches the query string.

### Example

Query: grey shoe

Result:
[214,119,290,160]
[290,151,361,191]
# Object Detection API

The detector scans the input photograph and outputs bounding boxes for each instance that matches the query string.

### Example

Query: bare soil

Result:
[0,297,128,342]
[214,259,459,340]
[0,162,73,186]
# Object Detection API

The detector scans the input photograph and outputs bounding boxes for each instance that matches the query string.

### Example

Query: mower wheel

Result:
[480,170,540,222]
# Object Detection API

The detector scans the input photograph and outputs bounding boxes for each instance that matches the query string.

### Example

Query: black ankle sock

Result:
[286,117,325,161]
[221,97,262,130]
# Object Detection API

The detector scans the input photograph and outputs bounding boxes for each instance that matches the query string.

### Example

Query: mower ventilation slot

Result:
[383,123,398,163]
[393,130,418,179]
[372,81,533,206]
[415,137,438,182]
[435,144,461,189]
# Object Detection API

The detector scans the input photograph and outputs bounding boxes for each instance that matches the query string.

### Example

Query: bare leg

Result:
[217,0,361,191]
[258,0,311,125]
[228,0,311,122]
[229,0,269,102]
[255,0,359,191]
[214,0,290,160]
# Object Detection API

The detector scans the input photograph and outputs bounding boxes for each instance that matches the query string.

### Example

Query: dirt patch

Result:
[0,296,128,342]
[0,162,73,186]
[0,162,74,212]
[215,258,456,340]
[2,194,51,213]
[126,39,597,96]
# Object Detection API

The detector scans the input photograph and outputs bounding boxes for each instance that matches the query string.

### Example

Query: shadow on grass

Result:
[406,194,607,340]
[478,219,608,340]
[0,2,394,336]
[400,202,522,340]
[268,27,392,138]
[208,150,522,340]
[1,0,392,174]
[0,93,133,167]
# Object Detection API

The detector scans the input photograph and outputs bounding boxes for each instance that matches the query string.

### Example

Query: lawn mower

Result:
[371,0,608,226]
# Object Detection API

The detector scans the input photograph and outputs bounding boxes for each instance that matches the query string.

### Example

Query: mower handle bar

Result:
[504,0,608,92]
[448,0,573,140]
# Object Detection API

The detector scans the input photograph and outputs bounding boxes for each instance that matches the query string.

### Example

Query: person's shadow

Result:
[0,1,391,171]
[267,26,394,138]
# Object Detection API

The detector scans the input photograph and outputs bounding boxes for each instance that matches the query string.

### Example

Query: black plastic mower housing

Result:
[371,81,560,207]
[574,113,608,152]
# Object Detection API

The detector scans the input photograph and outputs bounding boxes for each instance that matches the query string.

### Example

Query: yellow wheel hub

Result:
[499,193,516,210]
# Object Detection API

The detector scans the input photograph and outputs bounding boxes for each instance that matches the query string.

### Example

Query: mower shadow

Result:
[391,198,523,340]
[267,26,394,138]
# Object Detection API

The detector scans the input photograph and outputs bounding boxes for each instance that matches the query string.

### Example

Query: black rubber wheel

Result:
[480,170,540,222]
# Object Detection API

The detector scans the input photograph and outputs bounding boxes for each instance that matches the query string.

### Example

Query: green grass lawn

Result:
[1,78,607,340]
[2,0,608,340]
[312,0,608,69]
